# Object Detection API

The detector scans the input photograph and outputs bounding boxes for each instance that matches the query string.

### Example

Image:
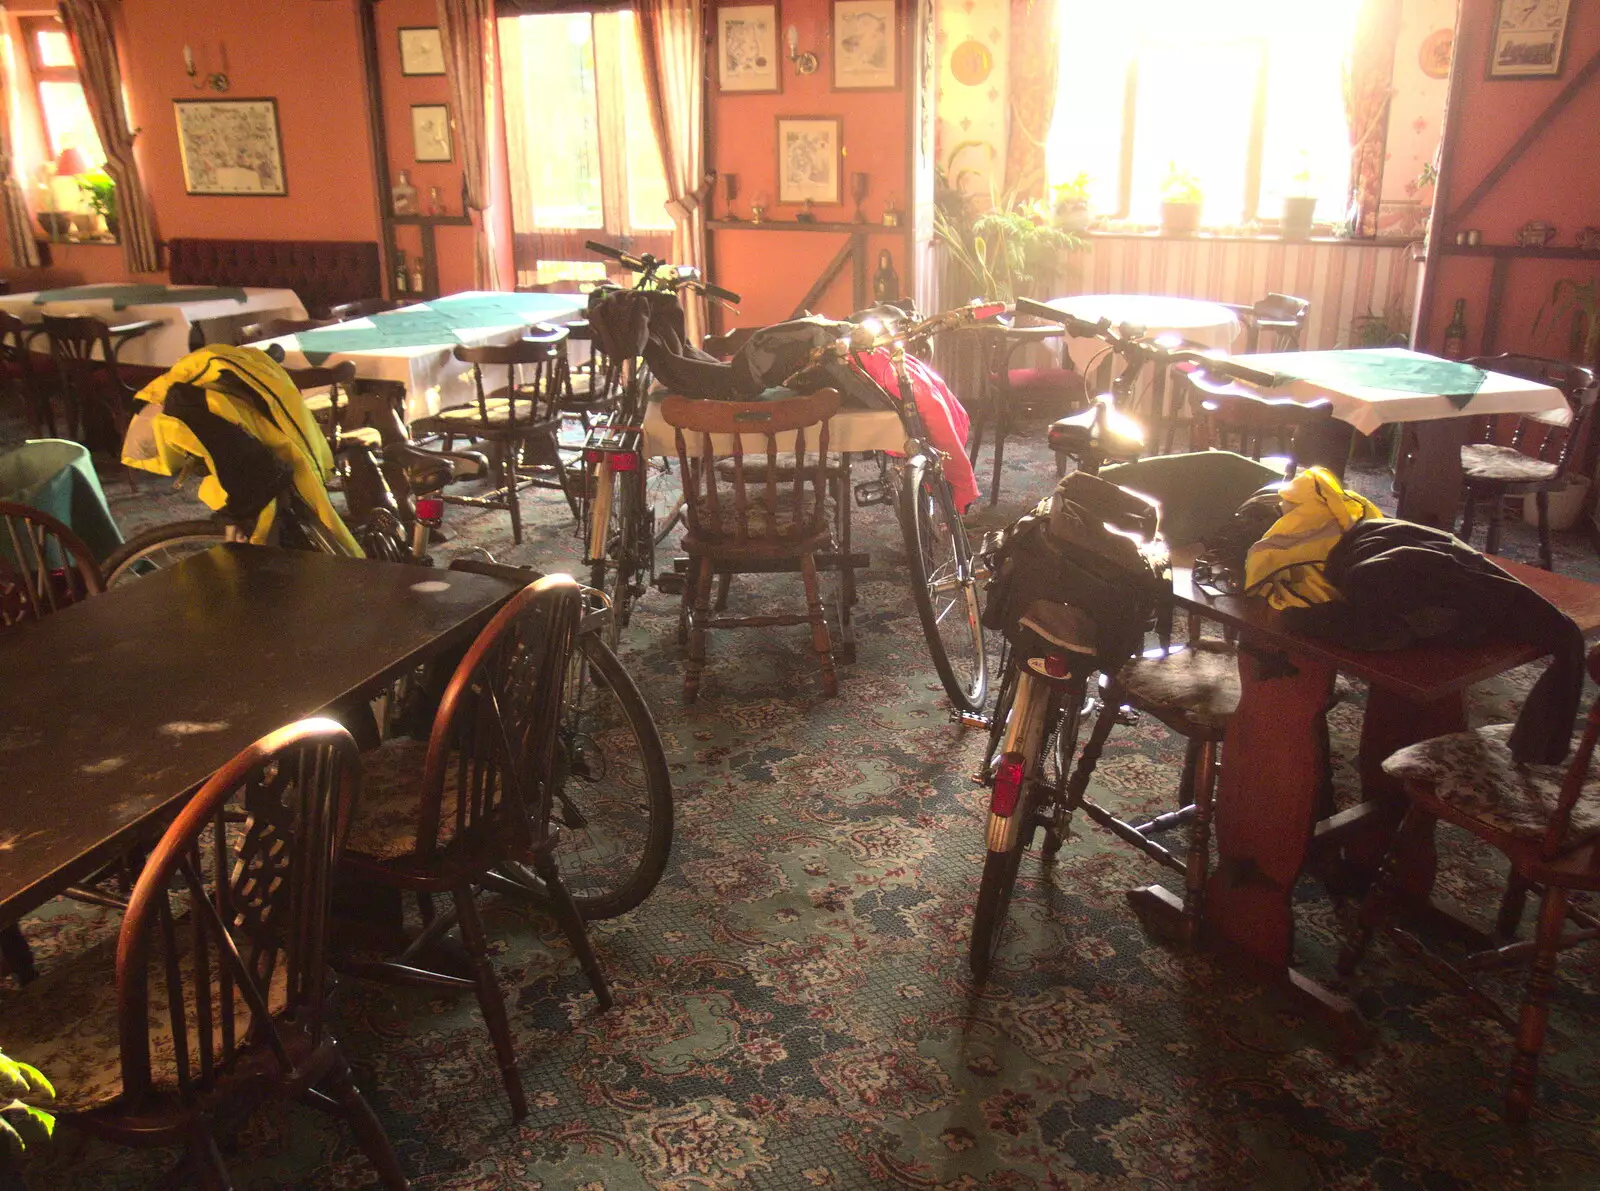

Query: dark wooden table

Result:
[0,545,517,925]
[1133,557,1600,1045]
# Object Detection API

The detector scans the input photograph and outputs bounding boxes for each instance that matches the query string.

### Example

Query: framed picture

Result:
[398,26,445,76]
[411,104,453,163]
[717,4,780,93]
[832,0,897,90]
[1487,0,1573,78]
[173,99,286,196]
[776,116,841,205]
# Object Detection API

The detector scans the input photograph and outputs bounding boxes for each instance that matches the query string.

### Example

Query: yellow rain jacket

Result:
[122,345,363,556]
[1243,466,1381,610]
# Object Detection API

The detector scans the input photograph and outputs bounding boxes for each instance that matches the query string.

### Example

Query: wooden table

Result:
[1135,557,1600,1045]
[0,546,516,925]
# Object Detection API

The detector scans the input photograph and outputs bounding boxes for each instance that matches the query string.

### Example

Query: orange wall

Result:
[1419,0,1600,358]
[706,0,911,326]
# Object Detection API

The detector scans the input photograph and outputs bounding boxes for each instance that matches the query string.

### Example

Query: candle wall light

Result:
[784,25,818,75]
[183,43,230,92]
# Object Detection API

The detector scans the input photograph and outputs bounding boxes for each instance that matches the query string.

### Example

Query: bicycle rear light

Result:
[971,302,1007,322]
[1044,653,1069,679]
[414,496,444,524]
[990,752,1026,818]
[610,452,641,472]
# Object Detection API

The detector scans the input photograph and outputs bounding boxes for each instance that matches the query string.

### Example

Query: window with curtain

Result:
[1046,0,1360,229]
[18,17,103,164]
[498,8,671,288]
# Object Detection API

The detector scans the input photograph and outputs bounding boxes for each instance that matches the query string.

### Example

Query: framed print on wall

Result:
[398,26,445,76]
[411,104,453,163]
[832,0,897,90]
[173,98,286,196]
[776,116,841,204]
[1487,0,1573,78]
[718,4,780,93]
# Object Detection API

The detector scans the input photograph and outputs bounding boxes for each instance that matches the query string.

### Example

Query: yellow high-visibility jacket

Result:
[1243,466,1381,610]
[122,345,362,556]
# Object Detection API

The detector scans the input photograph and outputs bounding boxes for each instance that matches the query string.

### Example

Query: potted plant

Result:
[933,186,1081,302]
[76,171,116,240]
[1534,276,1600,369]
[1051,172,1093,233]
[1282,153,1316,240]
[0,1050,54,1189]
[1159,164,1202,236]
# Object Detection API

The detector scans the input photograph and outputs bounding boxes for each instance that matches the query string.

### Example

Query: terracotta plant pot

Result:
[1160,201,1201,237]
[1054,198,1091,234]
[1281,196,1316,240]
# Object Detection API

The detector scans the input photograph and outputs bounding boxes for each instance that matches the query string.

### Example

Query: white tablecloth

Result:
[0,286,307,368]
[1244,348,1567,436]
[642,400,906,457]
[255,291,587,421]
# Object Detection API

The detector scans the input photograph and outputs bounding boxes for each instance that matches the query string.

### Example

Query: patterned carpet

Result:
[9,411,1600,1190]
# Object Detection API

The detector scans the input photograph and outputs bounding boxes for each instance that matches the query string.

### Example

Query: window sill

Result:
[1079,228,1421,249]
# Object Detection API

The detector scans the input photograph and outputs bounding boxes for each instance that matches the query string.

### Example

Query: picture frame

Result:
[173,98,286,197]
[411,104,453,163]
[717,4,781,94]
[832,0,897,90]
[398,26,446,76]
[1486,0,1573,78]
[776,116,841,205]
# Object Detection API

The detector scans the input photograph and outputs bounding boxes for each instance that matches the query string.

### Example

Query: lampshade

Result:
[53,147,91,176]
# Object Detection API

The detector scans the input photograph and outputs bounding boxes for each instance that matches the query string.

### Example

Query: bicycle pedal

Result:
[656,572,686,595]
[953,710,991,730]
[854,480,893,507]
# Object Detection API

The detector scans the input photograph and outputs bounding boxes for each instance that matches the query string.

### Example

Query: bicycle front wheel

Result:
[901,458,988,712]
[103,520,231,586]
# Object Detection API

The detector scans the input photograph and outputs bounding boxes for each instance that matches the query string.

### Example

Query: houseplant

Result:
[1281,154,1316,239]
[1051,172,1092,233]
[1534,276,1600,369]
[76,171,116,240]
[0,1050,54,1189]
[1159,164,1202,236]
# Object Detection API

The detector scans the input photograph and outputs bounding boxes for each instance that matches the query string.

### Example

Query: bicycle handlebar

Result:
[584,239,743,306]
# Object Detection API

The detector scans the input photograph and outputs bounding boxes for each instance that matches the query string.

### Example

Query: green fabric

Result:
[0,439,122,563]
[1100,450,1286,546]
[1272,349,1488,407]
[296,293,586,364]
[30,284,248,310]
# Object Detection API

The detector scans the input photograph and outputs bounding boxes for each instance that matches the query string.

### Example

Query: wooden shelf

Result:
[708,218,908,234]
[391,214,473,227]
[1439,242,1600,260]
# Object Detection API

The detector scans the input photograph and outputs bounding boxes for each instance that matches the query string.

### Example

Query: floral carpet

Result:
[9,412,1600,1190]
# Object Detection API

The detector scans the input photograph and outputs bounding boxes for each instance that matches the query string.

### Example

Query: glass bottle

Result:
[392,170,418,216]
[872,250,900,304]
[1442,299,1467,360]
[411,260,425,296]
[427,186,442,216]
[393,249,409,295]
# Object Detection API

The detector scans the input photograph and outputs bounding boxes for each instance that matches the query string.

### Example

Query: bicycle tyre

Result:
[969,774,1040,981]
[901,458,988,712]
[103,520,231,586]
[605,463,646,651]
[520,631,674,917]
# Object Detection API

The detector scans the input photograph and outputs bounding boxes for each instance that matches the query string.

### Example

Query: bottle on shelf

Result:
[427,186,443,217]
[1441,298,1468,360]
[872,249,900,303]
[411,260,425,296]
[391,170,418,216]
[393,249,409,295]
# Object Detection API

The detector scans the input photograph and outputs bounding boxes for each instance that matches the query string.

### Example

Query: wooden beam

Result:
[1413,0,1473,349]
[790,239,856,319]
[358,0,396,300]
[1449,44,1600,226]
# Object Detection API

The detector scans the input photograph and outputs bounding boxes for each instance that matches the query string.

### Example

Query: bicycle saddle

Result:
[1049,400,1144,465]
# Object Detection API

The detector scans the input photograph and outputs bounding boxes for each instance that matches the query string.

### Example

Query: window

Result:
[1047,0,1359,229]
[499,9,671,287]
[18,17,104,166]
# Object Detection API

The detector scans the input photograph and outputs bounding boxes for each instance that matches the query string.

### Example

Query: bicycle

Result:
[104,360,674,919]
[578,240,742,650]
[968,311,1281,979]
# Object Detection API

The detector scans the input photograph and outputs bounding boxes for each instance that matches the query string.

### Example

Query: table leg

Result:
[1395,419,1468,529]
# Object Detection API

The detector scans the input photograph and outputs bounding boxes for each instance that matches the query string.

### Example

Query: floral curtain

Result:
[439,0,500,288]
[1343,0,1400,239]
[58,0,158,273]
[1003,0,1059,200]
[635,0,708,343]
[0,51,38,268]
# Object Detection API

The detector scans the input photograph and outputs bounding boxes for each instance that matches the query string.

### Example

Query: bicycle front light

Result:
[989,753,1026,818]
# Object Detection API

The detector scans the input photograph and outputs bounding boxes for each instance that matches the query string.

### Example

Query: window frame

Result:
[17,15,92,161]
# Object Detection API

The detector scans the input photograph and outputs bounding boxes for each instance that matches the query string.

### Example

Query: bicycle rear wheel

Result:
[103,520,231,586]
[901,458,987,712]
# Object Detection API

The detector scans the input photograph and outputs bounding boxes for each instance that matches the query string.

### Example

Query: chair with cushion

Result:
[414,330,578,544]
[1458,354,1597,570]
[338,575,612,1123]
[238,316,335,345]
[1182,369,1338,478]
[40,314,162,477]
[323,297,398,320]
[2,718,408,1188]
[0,500,102,628]
[1223,293,1311,353]
[552,319,622,427]
[1339,643,1600,1122]
[663,388,842,702]
[970,324,1089,505]
[0,311,52,437]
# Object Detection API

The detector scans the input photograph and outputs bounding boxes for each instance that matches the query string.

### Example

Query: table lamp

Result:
[54,146,90,180]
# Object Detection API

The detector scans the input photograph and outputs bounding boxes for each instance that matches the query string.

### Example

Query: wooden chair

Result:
[1458,354,1597,570]
[1183,370,1337,478]
[1223,293,1312,353]
[414,330,577,544]
[238,316,334,344]
[970,324,1089,505]
[0,311,52,437]
[551,319,622,427]
[1339,643,1600,1123]
[41,314,162,470]
[3,719,408,1189]
[322,297,397,320]
[663,389,842,702]
[337,576,612,1123]
[0,500,103,627]
[282,360,365,450]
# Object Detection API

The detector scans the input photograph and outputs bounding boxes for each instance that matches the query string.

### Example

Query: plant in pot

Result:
[1050,172,1093,233]
[1534,276,1600,369]
[1159,164,1202,236]
[76,171,116,240]
[933,186,1081,303]
[1281,152,1316,240]
[0,1050,54,1189]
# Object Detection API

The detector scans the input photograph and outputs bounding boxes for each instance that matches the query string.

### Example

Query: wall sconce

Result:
[183,44,230,92]
[785,25,818,75]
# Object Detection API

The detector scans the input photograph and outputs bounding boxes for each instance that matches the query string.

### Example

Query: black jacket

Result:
[1283,519,1582,764]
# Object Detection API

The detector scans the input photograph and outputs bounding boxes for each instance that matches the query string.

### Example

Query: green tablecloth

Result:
[30,284,249,310]
[0,439,122,564]
[1272,350,1488,408]
[295,293,586,364]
